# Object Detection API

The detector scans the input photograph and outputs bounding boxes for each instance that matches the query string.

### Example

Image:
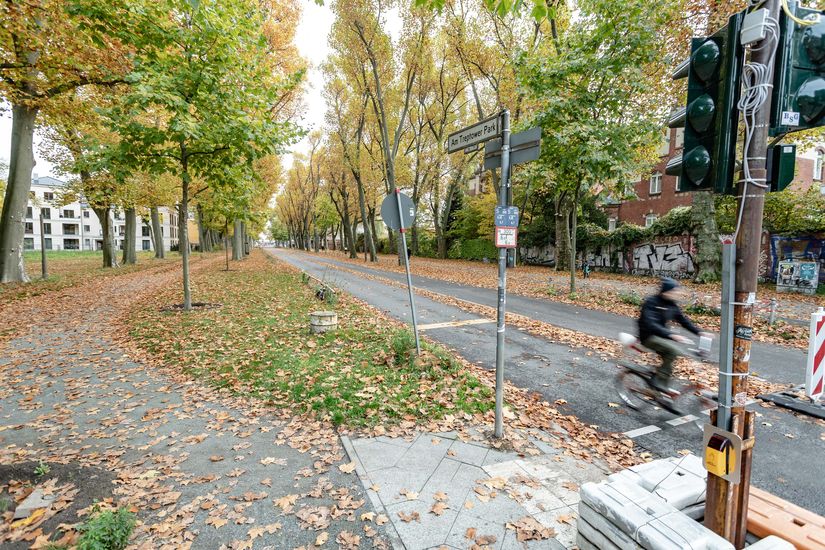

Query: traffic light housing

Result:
[770,1,825,135]
[667,13,744,194]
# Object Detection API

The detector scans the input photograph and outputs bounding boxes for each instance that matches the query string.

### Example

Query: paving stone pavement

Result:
[342,431,608,550]
[0,257,389,549]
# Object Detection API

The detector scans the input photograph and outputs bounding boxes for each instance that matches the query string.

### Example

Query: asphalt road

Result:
[268,248,825,515]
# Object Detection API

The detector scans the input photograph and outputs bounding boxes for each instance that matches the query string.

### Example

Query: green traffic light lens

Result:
[683,146,711,186]
[803,21,825,66]
[687,94,716,133]
[796,76,825,123]
[691,40,721,83]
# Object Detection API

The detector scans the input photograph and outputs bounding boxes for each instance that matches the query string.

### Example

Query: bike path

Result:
[295,252,808,386]
[268,248,825,515]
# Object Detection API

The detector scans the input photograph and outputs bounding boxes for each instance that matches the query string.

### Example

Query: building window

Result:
[43,223,51,235]
[142,240,151,251]
[64,239,79,250]
[63,223,78,235]
[84,239,91,249]
[62,209,75,218]
[161,227,164,236]
[84,225,91,233]
[45,238,52,250]
[43,192,54,201]
[608,218,617,232]
[24,222,33,234]
[645,214,658,228]
[83,210,90,218]
[114,211,121,220]
[26,206,33,218]
[118,225,126,236]
[649,172,662,195]
[41,207,50,219]
[142,226,150,237]
[24,237,34,250]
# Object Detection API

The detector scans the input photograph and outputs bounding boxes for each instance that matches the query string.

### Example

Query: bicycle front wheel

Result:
[615,369,653,411]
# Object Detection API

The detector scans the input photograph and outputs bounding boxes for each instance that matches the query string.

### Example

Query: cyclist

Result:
[638,277,711,393]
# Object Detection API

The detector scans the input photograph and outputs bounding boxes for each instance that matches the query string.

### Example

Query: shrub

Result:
[448,238,497,261]
[77,507,136,550]
[619,290,642,306]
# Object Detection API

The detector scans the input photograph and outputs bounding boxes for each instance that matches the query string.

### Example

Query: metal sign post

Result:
[380,191,421,356]
[493,110,511,439]
[718,242,736,430]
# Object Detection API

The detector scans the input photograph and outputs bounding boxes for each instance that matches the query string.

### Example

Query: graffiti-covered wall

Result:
[769,233,825,284]
[627,236,696,278]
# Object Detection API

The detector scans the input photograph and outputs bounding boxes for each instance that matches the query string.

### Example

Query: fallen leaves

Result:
[397,511,421,523]
[430,501,449,516]
[338,462,356,474]
[507,516,557,542]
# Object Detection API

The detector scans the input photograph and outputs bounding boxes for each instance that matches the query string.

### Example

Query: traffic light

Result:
[770,1,825,135]
[667,13,745,194]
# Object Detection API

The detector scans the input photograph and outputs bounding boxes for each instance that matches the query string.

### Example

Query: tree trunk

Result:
[39,212,47,279]
[692,190,721,283]
[224,222,230,270]
[242,222,250,255]
[151,206,165,258]
[233,219,243,260]
[554,193,570,271]
[196,204,206,253]
[567,193,579,295]
[93,206,118,268]
[356,181,376,261]
[0,103,38,283]
[179,152,192,311]
[122,207,137,265]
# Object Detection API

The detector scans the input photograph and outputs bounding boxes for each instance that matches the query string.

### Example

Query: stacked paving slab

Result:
[577,454,794,550]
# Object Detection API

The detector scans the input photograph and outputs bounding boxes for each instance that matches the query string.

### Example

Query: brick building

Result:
[605,127,825,228]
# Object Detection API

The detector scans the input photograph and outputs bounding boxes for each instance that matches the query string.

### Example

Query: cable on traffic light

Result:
[734,12,779,239]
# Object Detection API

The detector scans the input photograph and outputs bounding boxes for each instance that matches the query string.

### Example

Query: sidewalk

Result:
[342,429,607,550]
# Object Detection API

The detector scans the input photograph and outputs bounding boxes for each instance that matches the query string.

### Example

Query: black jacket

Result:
[638,294,701,342]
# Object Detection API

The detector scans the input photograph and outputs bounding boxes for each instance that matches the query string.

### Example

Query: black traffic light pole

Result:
[705,1,779,546]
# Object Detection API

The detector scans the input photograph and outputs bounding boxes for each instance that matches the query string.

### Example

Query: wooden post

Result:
[705,409,739,540]
[734,410,756,549]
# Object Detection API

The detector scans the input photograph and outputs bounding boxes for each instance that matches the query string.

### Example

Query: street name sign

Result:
[484,126,542,170]
[447,114,501,153]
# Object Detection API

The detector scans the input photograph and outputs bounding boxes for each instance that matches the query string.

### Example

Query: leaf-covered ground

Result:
[312,251,818,349]
[0,250,177,304]
[126,251,494,428]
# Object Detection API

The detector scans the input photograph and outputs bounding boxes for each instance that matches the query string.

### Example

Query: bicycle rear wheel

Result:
[669,383,715,431]
[615,368,654,411]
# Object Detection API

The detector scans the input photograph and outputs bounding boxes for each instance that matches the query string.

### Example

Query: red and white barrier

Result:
[807,307,825,400]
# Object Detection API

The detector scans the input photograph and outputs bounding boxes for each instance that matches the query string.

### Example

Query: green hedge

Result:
[577,206,693,252]
[448,238,497,261]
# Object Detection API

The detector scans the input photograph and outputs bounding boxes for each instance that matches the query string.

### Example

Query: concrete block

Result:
[746,535,796,550]
[577,516,624,550]
[12,488,55,519]
[578,502,639,550]
[581,480,677,537]
[608,455,707,511]
[577,532,600,550]
[638,511,734,550]
[682,503,705,521]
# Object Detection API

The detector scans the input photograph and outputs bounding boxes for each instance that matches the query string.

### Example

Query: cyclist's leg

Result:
[642,336,681,389]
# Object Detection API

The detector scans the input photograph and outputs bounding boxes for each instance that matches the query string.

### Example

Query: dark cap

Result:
[660,277,679,293]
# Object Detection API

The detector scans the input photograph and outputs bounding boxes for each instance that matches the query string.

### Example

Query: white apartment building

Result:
[24,176,179,252]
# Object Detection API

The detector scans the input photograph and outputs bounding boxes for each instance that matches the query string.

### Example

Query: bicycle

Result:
[614,332,717,431]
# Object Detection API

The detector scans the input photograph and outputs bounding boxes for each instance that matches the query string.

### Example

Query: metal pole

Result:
[717,242,736,431]
[494,110,511,439]
[39,212,47,279]
[396,189,421,356]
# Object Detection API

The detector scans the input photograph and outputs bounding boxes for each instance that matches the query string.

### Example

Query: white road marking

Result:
[418,318,494,331]
[666,415,699,427]
[623,425,661,438]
